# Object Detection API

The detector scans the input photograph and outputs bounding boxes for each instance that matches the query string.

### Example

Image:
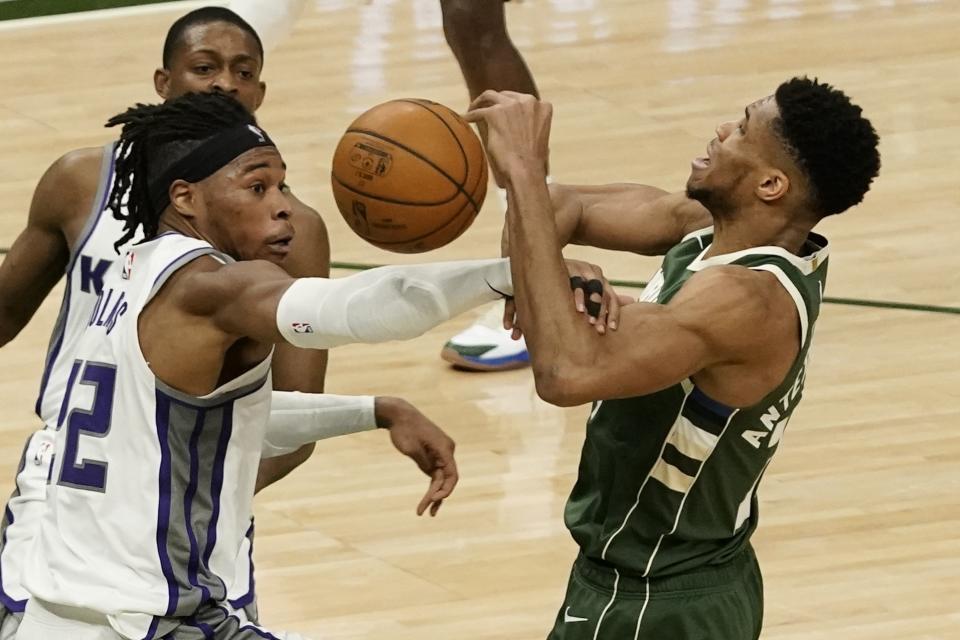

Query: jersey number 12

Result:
[55,360,116,492]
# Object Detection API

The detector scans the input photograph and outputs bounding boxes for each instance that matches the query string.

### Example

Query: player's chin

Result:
[255,242,292,264]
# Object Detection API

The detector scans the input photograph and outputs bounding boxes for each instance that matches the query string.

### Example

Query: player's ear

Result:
[169,180,199,219]
[756,169,789,203]
[154,68,171,100]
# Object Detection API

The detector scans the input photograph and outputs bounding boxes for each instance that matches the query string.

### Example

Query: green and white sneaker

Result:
[441,304,529,371]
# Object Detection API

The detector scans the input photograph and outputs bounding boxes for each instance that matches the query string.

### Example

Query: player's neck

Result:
[157,215,220,251]
[706,209,812,258]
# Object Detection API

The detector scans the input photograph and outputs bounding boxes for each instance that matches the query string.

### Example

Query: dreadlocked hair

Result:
[104,92,258,251]
[773,77,881,218]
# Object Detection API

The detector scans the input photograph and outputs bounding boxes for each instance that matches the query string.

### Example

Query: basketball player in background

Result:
[14,91,610,640]
[466,79,879,638]
[0,7,468,637]
[439,0,542,371]
[227,0,539,371]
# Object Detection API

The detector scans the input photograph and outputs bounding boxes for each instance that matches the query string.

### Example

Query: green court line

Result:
[0,0,172,21]
[0,249,955,315]
[327,261,960,316]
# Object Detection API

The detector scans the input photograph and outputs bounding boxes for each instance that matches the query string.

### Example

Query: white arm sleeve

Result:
[262,391,377,458]
[276,258,512,349]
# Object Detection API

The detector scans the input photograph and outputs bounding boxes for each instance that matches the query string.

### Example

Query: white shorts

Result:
[18,598,312,640]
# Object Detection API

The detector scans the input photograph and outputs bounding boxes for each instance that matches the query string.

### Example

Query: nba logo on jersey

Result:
[122,251,135,280]
[291,322,313,334]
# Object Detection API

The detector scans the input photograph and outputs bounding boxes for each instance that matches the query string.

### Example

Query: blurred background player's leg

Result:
[439,0,540,372]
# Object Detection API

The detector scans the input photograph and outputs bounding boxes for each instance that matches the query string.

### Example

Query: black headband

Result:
[148,123,277,214]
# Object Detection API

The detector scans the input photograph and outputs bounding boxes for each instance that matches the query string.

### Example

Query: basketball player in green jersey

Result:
[467,78,880,638]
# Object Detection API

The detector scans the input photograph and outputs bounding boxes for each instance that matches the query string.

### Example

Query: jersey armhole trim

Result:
[65,142,117,275]
[749,264,808,347]
[680,225,713,248]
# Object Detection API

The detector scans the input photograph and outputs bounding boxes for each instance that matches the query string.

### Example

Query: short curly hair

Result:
[773,77,880,217]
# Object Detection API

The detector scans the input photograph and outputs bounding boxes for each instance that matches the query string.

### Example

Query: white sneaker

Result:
[441,303,529,371]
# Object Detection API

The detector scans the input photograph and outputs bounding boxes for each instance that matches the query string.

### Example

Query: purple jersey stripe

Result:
[154,391,180,616]
[201,404,234,578]
[183,407,211,604]
[33,284,73,418]
[214,606,283,640]
[141,615,162,640]
[227,521,256,609]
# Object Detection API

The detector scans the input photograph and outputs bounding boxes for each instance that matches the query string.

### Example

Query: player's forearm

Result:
[262,391,377,457]
[503,166,597,403]
[571,186,695,254]
[276,259,512,349]
[0,231,68,347]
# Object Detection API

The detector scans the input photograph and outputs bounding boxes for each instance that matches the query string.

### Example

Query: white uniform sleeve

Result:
[262,391,377,458]
[276,258,512,349]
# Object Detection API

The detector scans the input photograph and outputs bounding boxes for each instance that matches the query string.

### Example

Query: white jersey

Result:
[22,232,272,640]
[0,145,256,627]
[0,143,128,619]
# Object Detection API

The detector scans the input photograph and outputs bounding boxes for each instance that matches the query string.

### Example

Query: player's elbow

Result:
[533,364,592,407]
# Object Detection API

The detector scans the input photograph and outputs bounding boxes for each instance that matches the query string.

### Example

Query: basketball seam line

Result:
[398,99,487,202]
[330,172,463,207]
[334,170,479,247]
[345,127,481,215]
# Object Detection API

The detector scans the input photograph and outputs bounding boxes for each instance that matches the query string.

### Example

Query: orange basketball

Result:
[330,99,488,253]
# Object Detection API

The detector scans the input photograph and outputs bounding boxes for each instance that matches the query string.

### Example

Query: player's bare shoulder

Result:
[33,146,110,245]
[674,265,800,356]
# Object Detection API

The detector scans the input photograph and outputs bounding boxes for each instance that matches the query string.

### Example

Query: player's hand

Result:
[376,397,458,516]
[503,260,635,338]
[464,90,552,179]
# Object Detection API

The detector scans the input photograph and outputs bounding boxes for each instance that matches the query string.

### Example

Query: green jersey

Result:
[565,227,829,578]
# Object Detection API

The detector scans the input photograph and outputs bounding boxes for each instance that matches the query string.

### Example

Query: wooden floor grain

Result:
[1,1,958,637]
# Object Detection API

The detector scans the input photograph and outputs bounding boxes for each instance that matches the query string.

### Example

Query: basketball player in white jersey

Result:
[13,89,620,639]
[6,92,455,640]
[0,7,478,637]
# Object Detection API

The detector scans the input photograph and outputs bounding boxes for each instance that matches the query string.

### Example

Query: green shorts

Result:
[547,545,763,640]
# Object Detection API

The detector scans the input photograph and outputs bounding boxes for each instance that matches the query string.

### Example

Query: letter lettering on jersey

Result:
[79,255,112,295]
[94,289,114,327]
[759,405,781,432]
[741,430,766,449]
[103,293,128,335]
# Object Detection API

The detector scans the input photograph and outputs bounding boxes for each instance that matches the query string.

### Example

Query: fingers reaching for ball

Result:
[463,91,552,179]
[565,259,632,334]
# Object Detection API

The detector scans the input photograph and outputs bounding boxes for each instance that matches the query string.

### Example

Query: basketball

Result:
[330,99,488,253]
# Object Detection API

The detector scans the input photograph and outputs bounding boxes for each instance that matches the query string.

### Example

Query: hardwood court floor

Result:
[0,1,958,638]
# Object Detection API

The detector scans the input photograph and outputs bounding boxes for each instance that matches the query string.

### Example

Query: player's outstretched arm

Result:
[261,392,457,515]
[546,183,712,254]
[0,149,102,346]
[178,256,514,349]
